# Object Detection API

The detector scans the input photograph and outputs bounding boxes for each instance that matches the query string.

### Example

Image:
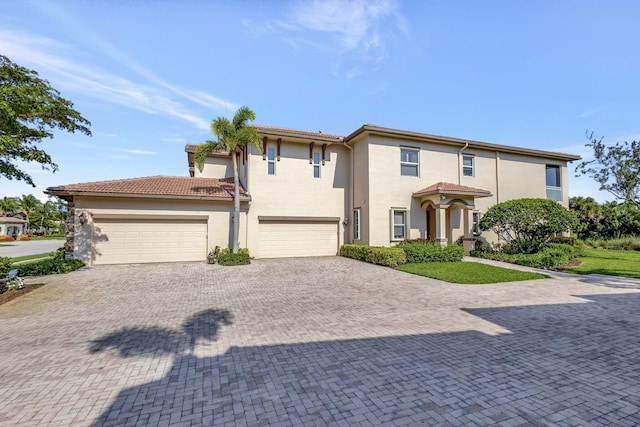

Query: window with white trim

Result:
[313,152,321,178]
[400,148,419,177]
[267,147,276,175]
[463,155,474,177]
[545,165,562,201]
[391,209,407,241]
[353,208,361,240]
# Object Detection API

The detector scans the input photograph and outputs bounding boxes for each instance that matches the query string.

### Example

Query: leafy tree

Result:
[18,194,41,232]
[0,55,91,187]
[31,200,56,232]
[575,131,640,209]
[0,196,19,215]
[193,106,261,253]
[569,196,603,239]
[479,198,576,253]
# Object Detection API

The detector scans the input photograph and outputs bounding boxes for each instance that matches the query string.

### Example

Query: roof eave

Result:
[346,125,581,161]
[44,190,251,202]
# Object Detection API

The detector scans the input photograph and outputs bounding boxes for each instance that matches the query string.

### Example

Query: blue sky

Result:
[2,0,639,202]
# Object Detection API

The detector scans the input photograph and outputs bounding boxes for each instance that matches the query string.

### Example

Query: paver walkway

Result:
[0,257,639,426]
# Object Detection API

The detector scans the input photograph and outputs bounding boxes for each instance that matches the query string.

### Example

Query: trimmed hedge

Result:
[340,244,407,267]
[218,252,251,266]
[471,243,581,268]
[396,241,464,263]
[17,258,84,276]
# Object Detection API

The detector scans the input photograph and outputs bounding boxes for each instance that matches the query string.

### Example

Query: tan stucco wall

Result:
[350,135,369,244]
[244,141,349,257]
[195,156,233,178]
[361,135,572,247]
[72,196,244,265]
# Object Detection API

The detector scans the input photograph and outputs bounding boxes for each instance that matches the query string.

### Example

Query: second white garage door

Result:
[93,218,207,265]
[258,219,338,258]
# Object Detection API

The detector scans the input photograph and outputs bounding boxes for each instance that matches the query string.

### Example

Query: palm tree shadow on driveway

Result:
[89,295,640,426]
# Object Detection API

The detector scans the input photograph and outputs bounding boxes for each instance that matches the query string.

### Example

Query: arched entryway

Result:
[413,182,492,254]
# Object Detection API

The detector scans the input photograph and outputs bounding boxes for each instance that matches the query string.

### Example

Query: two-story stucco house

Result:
[46,124,580,265]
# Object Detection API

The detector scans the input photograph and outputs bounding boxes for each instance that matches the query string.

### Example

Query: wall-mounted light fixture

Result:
[342,217,349,226]
[78,212,87,225]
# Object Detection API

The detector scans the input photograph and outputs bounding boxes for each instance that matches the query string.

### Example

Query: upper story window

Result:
[463,155,474,177]
[545,165,562,201]
[400,148,419,177]
[313,152,321,178]
[391,209,407,241]
[267,147,276,176]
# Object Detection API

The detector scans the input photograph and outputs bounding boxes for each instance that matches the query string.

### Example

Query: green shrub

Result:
[0,256,12,277]
[218,252,251,266]
[340,244,407,267]
[470,244,576,268]
[548,236,578,246]
[396,241,464,263]
[16,258,84,276]
[208,247,251,265]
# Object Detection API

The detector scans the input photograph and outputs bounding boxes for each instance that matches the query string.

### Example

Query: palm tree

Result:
[0,197,18,216]
[193,106,261,253]
[18,194,41,233]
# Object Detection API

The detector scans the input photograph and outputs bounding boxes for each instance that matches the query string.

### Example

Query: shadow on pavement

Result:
[90,295,640,426]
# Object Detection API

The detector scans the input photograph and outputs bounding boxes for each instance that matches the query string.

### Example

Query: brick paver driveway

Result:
[1,257,639,426]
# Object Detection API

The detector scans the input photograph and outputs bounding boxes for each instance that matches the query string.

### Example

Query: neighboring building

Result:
[0,217,26,237]
[46,124,580,265]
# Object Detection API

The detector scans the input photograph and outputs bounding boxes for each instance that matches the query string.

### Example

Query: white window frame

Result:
[353,208,361,241]
[463,155,474,177]
[545,165,562,201]
[400,147,419,177]
[390,209,408,241]
[313,152,321,178]
[267,147,276,176]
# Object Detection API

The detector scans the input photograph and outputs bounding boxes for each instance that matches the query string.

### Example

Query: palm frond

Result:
[193,142,218,172]
[211,117,233,142]
[232,106,255,130]
[236,126,262,150]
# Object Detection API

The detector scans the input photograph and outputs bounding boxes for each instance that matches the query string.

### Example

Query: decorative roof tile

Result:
[46,176,249,201]
[413,182,492,197]
[254,125,344,142]
[0,217,27,224]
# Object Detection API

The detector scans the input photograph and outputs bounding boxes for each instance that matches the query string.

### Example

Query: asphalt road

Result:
[0,239,65,258]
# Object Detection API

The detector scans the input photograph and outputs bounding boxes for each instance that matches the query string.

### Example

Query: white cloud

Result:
[261,0,408,79]
[0,29,234,130]
[576,107,602,118]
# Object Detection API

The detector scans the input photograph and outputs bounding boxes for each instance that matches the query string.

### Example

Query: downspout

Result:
[457,142,469,184]
[343,140,354,244]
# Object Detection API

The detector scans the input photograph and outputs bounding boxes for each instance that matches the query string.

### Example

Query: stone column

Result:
[65,201,75,260]
[462,208,475,255]
[434,207,448,246]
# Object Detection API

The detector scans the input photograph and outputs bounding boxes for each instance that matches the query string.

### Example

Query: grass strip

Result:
[397,262,548,284]
[563,248,640,279]
[10,252,56,263]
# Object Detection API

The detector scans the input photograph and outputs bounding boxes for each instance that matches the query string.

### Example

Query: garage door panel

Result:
[94,219,207,265]
[259,220,338,258]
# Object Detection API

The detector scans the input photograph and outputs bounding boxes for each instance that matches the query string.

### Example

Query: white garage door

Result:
[259,220,338,258]
[93,219,207,265]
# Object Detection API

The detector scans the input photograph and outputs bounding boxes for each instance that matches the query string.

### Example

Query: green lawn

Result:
[30,235,65,240]
[564,248,640,279]
[10,252,56,263]
[397,262,548,284]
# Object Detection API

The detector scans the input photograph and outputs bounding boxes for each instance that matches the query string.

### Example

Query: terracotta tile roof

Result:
[255,125,344,142]
[413,182,492,198]
[184,144,230,155]
[0,216,26,224]
[46,176,249,201]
